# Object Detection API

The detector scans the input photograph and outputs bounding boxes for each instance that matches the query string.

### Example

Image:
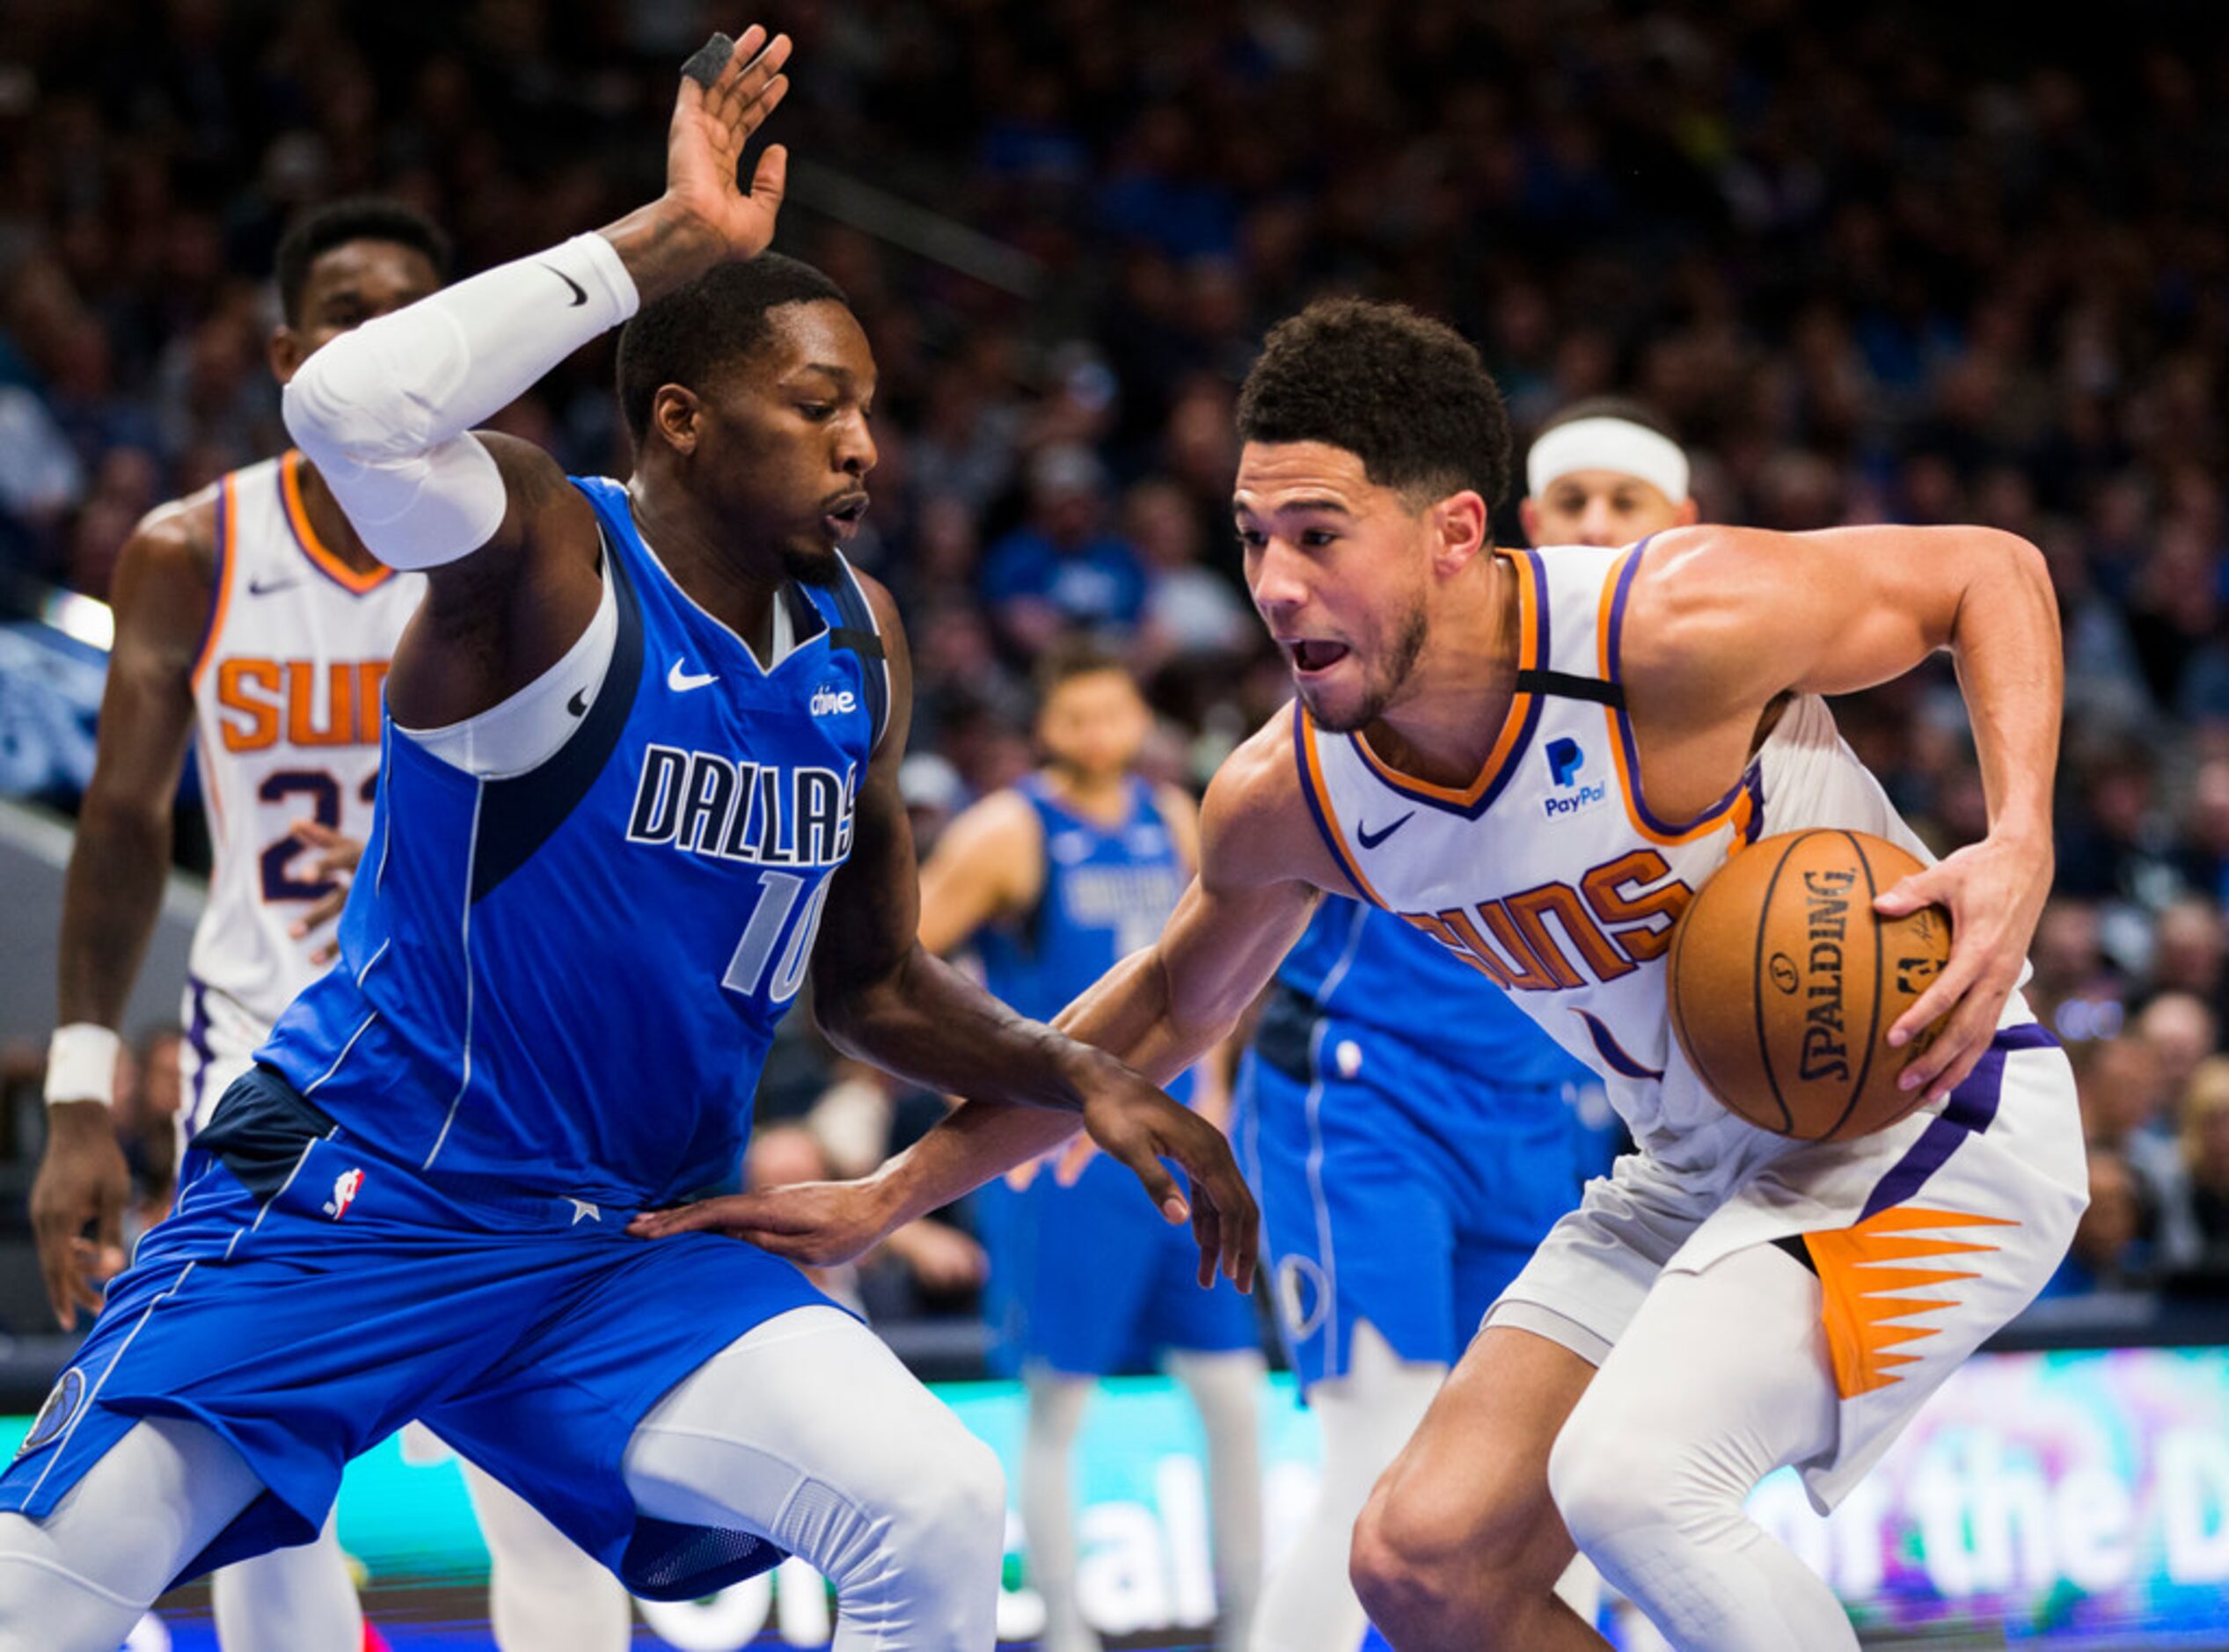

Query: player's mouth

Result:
[1286,639,1351,677]
[821,491,870,543]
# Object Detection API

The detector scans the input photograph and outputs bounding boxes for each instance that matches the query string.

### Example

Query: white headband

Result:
[1525,416,1690,504]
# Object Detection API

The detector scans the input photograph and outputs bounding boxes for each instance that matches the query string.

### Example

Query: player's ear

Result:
[651,384,702,457]
[1674,496,1701,528]
[1429,488,1489,574]
[1518,495,1543,546]
[268,325,305,386]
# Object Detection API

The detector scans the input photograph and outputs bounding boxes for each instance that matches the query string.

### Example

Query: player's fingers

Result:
[1113,1141,1190,1224]
[290,888,348,940]
[39,1235,78,1331]
[626,1203,718,1238]
[1871,867,1944,917]
[1191,1190,1223,1290]
[1889,941,1983,1052]
[289,818,344,846]
[1052,1134,1097,1188]
[732,32,792,111]
[1896,977,2004,1100]
[1003,1159,1040,1192]
[749,142,788,212]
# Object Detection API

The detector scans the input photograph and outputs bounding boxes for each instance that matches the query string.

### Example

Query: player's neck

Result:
[291,457,388,578]
[627,480,785,664]
[1041,766,1131,822]
[1358,550,1521,789]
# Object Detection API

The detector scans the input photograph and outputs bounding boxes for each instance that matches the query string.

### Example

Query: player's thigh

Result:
[622,1305,1003,1543]
[1356,1322,1595,1585]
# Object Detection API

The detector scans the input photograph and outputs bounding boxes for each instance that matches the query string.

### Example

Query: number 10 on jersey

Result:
[722,870,833,1005]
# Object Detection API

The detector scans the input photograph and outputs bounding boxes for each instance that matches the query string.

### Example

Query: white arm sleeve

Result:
[281,231,639,570]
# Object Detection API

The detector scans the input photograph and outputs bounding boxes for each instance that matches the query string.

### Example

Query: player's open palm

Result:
[1078,1073,1259,1293]
[664,25,793,261]
[1876,829,2053,1103]
[30,1102,130,1330]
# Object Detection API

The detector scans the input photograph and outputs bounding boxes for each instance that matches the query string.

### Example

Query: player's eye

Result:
[1236,526,1265,550]
[798,402,834,421]
[1301,529,1337,548]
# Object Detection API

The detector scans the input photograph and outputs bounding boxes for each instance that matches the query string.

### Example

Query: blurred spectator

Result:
[2039,1149,2152,1298]
[979,444,1147,656]
[2167,1058,2229,1277]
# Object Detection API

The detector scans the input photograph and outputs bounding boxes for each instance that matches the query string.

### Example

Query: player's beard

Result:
[1305,599,1428,734]
[781,541,845,586]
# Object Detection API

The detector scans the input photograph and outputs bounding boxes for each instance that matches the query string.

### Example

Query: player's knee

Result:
[1348,1473,1468,1637]
[880,1424,1006,1586]
[1550,1413,1723,1557]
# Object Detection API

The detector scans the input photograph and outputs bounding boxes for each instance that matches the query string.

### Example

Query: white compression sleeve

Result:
[281,231,639,569]
[459,1458,630,1652]
[209,1512,362,1652]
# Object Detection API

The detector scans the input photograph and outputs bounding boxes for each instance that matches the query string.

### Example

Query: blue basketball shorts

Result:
[0,1069,834,1600]
[979,1152,1260,1378]
[1235,1003,1585,1393]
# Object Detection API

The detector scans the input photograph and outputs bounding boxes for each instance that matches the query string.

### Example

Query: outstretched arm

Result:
[33,504,212,1327]
[281,26,796,727]
[1626,522,2061,1103]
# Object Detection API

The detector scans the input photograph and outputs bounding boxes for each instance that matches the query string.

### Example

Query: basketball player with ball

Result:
[657,295,2084,1650]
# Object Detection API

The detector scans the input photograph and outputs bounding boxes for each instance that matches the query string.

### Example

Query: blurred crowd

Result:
[4,0,2229,1314]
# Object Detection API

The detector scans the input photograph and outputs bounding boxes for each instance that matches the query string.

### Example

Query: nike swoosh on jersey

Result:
[566,686,589,717]
[1356,812,1414,850]
[668,660,718,691]
[539,262,588,306]
[246,575,301,596]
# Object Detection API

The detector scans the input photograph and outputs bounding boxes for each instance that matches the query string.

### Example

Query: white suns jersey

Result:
[185,451,424,1033]
[1293,538,2006,1190]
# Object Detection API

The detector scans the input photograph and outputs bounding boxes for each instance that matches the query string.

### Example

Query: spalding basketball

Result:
[1667,830,1952,1142]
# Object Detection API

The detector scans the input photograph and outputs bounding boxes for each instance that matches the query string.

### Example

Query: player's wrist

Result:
[44,1023,121,1109]
[597,201,724,307]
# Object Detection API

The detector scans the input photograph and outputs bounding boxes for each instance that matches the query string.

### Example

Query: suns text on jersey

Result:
[625,745,857,867]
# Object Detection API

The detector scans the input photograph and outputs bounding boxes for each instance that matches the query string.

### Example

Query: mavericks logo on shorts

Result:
[324,1167,365,1220]
[17,1367,86,1458]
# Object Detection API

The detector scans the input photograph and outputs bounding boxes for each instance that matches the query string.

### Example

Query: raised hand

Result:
[662,26,793,262]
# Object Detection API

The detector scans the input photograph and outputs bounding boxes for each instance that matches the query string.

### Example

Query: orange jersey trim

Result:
[282,451,392,595]
[1295,709,1387,907]
[1805,1205,2017,1400]
[1351,548,1542,812]
[188,475,238,690]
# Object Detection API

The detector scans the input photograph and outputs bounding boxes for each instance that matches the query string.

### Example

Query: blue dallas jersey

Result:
[259,475,888,1210]
[974,773,1195,1105]
[1276,895,1590,1088]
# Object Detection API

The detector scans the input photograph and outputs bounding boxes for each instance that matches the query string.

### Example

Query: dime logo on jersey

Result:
[15,1368,85,1458]
[1541,736,1608,820]
[811,683,858,717]
[323,1166,365,1220]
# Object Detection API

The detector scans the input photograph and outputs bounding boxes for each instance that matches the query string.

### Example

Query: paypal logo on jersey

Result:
[1542,736,1609,819]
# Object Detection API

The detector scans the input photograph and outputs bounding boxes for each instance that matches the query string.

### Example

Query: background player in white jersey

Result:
[918,644,1262,1652]
[651,297,2085,1650]
[33,200,628,1652]
[1236,396,1694,1652]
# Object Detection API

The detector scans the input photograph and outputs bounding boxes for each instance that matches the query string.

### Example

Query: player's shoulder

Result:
[120,484,224,592]
[1199,705,1338,892]
[1618,523,1788,695]
[940,782,1044,862]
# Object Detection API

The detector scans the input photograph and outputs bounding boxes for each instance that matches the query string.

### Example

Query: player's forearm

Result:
[56,797,172,1028]
[816,943,1110,1115]
[857,1100,1084,1235]
[1949,531,2062,851]
[1049,944,1235,1089]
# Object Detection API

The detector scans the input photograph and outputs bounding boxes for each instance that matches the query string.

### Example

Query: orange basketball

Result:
[1666,830,1952,1142]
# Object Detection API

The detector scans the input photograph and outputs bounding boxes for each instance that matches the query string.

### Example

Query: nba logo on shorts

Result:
[323,1167,365,1220]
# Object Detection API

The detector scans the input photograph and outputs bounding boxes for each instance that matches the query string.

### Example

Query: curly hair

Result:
[274,199,451,326]
[1237,298,1512,508]
[616,253,850,443]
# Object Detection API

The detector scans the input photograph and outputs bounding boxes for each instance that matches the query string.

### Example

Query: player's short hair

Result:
[274,200,452,326]
[1237,298,1512,509]
[616,254,851,443]
[1533,395,1678,443]
[1034,636,1136,701]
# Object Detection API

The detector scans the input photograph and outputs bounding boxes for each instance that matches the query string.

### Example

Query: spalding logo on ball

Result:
[1667,830,1952,1141]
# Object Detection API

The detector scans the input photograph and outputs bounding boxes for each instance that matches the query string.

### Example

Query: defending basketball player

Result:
[0,28,1254,1651]
[647,299,2085,1650]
